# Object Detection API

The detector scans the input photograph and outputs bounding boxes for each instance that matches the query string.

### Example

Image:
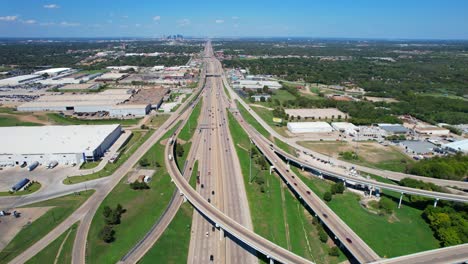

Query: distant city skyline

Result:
[1,0,468,39]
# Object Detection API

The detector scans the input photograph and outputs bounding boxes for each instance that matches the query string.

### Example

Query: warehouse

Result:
[444,139,468,154]
[0,124,122,166]
[414,125,450,136]
[17,89,150,117]
[331,122,358,133]
[287,122,334,133]
[0,75,43,87]
[377,124,409,135]
[232,80,282,90]
[285,108,348,120]
[34,68,73,77]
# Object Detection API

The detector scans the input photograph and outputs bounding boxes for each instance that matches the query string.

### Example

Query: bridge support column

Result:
[269,166,275,175]
[369,186,373,197]
[301,166,304,172]
[434,198,439,208]
[183,195,187,203]
[398,193,404,209]
[219,227,224,241]
[269,258,274,264]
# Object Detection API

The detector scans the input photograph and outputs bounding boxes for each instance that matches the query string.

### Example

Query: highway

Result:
[8,59,206,264]
[188,42,256,264]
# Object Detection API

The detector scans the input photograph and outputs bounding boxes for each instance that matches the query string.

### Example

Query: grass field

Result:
[45,113,141,126]
[26,222,78,264]
[138,203,193,264]
[86,126,179,264]
[0,115,43,127]
[175,142,192,172]
[0,191,94,263]
[296,173,440,258]
[250,105,290,137]
[298,141,414,173]
[236,101,270,139]
[147,114,169,128]
[65,130,153,184]
[0,182,41,196]
[254,89,297,108]
[178,99,202,141]
[79,161,100,170]
[227,111,342,263]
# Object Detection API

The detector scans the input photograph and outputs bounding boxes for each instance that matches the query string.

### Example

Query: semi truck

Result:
[28,161,39,171]
[11,178,30,192]
[168,154,173,161]
[47,160,58,169]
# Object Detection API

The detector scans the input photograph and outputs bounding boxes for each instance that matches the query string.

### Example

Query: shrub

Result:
[328,246,340,256]
[323,191,332,202]
[99,225,115,243]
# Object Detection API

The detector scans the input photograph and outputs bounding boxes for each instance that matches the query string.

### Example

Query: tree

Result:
[262,85,270,93]
[328,246,340,256]
[318,227,328,243]
[103,206,112,218]
[378,197,394,214]
[331,182,345,194]
[139,158,150,167]
[323,191,332,202]
[176,142,185,157]
[260,96,266,102]
[99,225,115,243]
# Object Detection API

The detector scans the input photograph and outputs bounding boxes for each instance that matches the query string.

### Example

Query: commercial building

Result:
[106,66,139,72]
[444,139,468,154]
[232,80,282,90]
[414,125,450,136]
[59,83,101,91]
[331,122,358,135]
[17,89,150,117]
[0,75,43,87]
[34,68,73,77]
[285,108,348,120]
[377,124,409,135]
[287,122,334,133]
[95,72,128,82]
[0,124,122,165]
[400,140,436,155]
[251,94,271,102]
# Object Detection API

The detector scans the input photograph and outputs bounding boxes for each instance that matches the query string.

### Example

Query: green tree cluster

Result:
[99,204,126,243]
[423,206,468,247]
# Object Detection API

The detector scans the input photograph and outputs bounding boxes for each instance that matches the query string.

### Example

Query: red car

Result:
[346,238,352,243]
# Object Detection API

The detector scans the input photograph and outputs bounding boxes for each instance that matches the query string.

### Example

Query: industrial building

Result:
[331,122,358,133]
[34,68,73,77]
[400,140,436,155]
[377,124,409,134]
[287,122,334,133]
[285,108,348,120]
[414,125,450,136]
[444,139,468,154]
[0,75,43,87]
[0,124,122,166]
[232,80,282,90]
[17,89,150,117]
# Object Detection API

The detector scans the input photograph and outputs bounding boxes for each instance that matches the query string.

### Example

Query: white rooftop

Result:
[331,122,358,131]
[0,74,41,86]
[0,124,120,155]
[288,122,333,130]
[444,139,468,153]
[34,68,71,75]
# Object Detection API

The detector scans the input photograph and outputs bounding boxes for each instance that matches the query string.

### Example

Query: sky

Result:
[0,0,467,39]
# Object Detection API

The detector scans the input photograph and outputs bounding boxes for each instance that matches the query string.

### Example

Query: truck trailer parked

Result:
[28,161,39,171]
[11,178,30,192]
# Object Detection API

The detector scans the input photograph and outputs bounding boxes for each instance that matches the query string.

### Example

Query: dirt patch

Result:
[0,206,54,251]
[0,112,52,125]
[126,169,155,183]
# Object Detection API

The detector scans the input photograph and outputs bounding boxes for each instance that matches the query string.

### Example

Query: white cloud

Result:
[120,25,129,28]
[22,19,37,24]
[0,16,18,22]
[232,16,239,20]
[40,22,55,26]
[177,18,190,27]
[60,21,80,27]
[153,16,161,21]
[44,4,60,9]
[215,19,224,24]
[122,15,129,19]
[135,23,141,27]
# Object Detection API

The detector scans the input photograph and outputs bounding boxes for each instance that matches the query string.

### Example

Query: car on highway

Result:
[208,198,211,203]
[346,237,352,243]
[307,190,311,195]
[322,213,328,218]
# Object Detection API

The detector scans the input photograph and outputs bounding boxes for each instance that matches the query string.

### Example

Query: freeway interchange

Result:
[3,41,468,264]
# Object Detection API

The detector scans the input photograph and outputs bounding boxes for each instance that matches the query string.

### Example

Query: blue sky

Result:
[0,0,467,39]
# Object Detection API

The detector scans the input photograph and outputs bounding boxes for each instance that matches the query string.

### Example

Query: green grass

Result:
[138,203,193,264]
[0,191,94,263]
[148,114,169,128]
[297,174,440,258]
[178,98,202,141]
[227,111,341,263]
[86,125,179,264]
[79,161,100,170]
[223,84,231,99]
[26,222,78,264]
[0,115,42,127]
[0,182,41,196]
[65,130,153,184]
[236,101,270,139]
[189,161,199,188]
[45,113,141,126]
[250,105,290,137]
[175,142,192,172]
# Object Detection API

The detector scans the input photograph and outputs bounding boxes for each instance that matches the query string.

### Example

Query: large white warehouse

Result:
[0,124,122,166]
[287,122,334,133]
